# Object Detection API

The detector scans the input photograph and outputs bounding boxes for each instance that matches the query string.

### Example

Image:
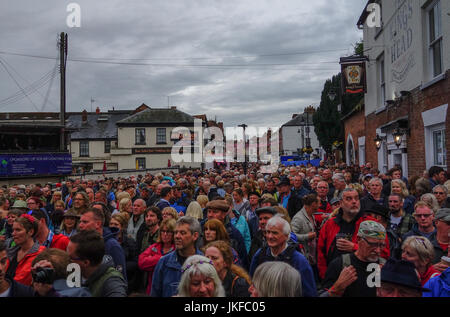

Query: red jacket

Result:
[420,266,440,286]
[49,233,70,251]
[138,242,175,295]
[317,209,390,279]
[6,242,46,286]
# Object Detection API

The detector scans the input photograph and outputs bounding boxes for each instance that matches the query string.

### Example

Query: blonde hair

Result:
[196,195,209,209]
[162,207,179,220]
[111,212,130,229]
[119,198,132,213]
[116,191,131,203]
[185,201,203,220]
[273,206,291,224]
[402,236,435,266]
[391,179,410,198]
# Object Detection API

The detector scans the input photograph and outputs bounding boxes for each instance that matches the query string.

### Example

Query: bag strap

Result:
[231,275,240,296]
[342,253,351,269]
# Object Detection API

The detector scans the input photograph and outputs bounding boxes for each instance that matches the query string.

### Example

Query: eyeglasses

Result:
[161,230,173,234]
[413,213,433,218]
[433,192,445,195]
[362,237,386,249]
[414,237,428,250]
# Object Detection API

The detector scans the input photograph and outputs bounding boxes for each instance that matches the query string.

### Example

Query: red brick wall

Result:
[344,108,366,166]
[365,70,450,177]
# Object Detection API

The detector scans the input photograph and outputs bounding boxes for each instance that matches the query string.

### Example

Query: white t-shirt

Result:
[390,214,402,231]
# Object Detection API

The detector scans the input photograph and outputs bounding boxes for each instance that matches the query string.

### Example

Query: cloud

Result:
[0,0,365,129]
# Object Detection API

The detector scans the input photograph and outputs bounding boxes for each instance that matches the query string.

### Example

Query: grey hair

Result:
[176,216,202,236]
[252,261,302,297]
[332,173,345,182]
[266,214,290,236]
[420,193,440,213]
[369,177,383,186]
[177,255,225,297]
[433,184,448,196]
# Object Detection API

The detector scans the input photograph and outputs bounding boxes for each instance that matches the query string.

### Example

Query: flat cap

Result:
[206,200,229,212]
[255,206,277,216]
[435,208,450,222]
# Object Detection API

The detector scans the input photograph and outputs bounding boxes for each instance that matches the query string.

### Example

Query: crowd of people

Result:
[0,161,449,297]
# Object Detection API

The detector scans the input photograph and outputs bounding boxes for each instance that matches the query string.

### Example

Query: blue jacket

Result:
[53,279,92,297]
[230,210,251,254]
[249,243,317,297]
[150,249,203,297]
[103,226,127,282]
[225,220,249,270]
[423,267,450,297]
[403,195,416,215]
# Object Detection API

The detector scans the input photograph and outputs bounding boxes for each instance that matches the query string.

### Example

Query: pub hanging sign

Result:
[339,56,368,94]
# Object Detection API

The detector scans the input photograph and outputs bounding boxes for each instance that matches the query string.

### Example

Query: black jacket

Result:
[222,271,250,297]
[360,193,389,213]
[279,191,303,219]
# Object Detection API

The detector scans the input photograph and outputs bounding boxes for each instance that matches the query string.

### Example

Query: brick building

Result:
[343,0,449,177]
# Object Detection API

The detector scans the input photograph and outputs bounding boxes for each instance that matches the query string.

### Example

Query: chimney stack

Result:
[82,110,88,122]
[96,107,100,114]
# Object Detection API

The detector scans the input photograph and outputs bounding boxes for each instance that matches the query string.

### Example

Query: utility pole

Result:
[59,32,67,151]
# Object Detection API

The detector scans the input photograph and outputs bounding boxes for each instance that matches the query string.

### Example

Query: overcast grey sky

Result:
[0,0,365,128]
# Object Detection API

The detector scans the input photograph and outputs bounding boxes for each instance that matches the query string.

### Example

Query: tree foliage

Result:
[313,40,364,154]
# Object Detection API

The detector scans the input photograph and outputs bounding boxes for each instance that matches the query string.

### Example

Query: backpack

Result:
[89,267,124,297]
[341,253,386,269]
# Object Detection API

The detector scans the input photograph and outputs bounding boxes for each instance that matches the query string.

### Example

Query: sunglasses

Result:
[362,237,386,249]
[414,213,433,218]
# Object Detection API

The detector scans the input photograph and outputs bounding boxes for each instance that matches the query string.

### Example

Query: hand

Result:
[33,282,54,296]
[332,265,358,295]
[32,260,54,270]
[336,238,355,252]
[433,262,449,273]
[308,232,317,240]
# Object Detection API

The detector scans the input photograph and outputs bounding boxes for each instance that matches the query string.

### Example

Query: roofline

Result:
[357,0,374,28]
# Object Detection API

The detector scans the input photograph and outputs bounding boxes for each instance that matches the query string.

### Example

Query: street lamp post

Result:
[238,124,248,175]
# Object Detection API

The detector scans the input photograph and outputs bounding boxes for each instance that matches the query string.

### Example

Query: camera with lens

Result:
[32,267,55,284]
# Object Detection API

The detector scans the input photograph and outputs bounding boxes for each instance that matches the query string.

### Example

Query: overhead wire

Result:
[0,56,41,111]
[0,67,58,108]
[0,56,59,110]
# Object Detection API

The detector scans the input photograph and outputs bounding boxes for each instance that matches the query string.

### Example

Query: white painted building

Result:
[68,104,203,172]
[280,106,322,158]
[352,0,449,175]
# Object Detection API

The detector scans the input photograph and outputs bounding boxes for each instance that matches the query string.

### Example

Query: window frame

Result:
[135,128,146,145]
[431,127,446,167]
[79,141,89,157]
[136,157,146,170]
[377,53,386,108]
[156,128,167,144]
[104,140,111,153]
[427,0,443,79]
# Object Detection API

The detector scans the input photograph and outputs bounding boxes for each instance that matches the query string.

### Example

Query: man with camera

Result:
[0,242,59,297]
